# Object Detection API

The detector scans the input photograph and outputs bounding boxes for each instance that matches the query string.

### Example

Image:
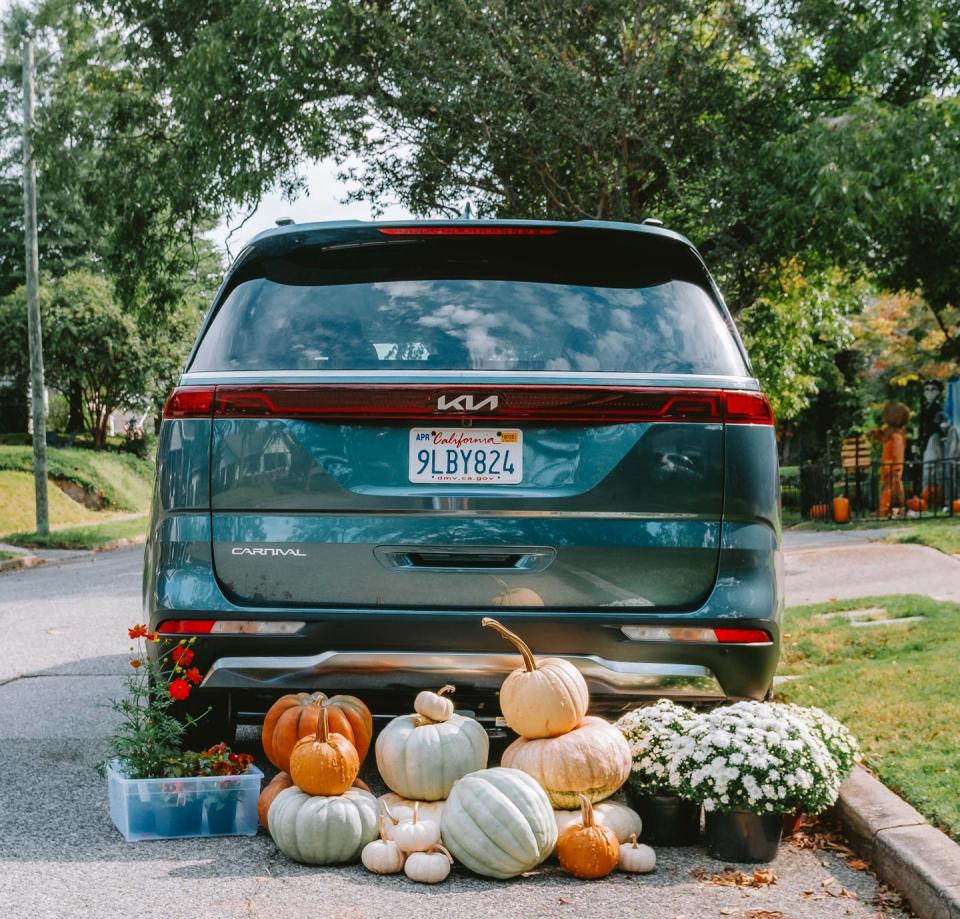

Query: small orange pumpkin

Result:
[262,692,373,772]
[906,496,927,512]
[808,503,830,520]
[556,794,620,879]
[289,704,360,796]
[952,499,960,514]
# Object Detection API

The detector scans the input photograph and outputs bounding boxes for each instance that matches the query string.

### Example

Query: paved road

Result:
[0,545,914,919]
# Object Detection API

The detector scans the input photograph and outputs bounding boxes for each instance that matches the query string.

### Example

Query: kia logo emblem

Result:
[436,394,499,412]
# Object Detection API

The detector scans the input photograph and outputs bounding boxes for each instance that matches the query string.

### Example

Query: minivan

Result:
[144,220,782,743]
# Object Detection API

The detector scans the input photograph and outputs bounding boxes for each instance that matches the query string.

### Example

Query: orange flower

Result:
[171,646,194,666]
[147,632,159,642]
[185,667,202,685]
[168,679,191,701]
[129,659,142,668]
[128,624,149,640]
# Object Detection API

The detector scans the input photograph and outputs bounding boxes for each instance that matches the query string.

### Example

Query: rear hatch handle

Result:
[374,545,556,573]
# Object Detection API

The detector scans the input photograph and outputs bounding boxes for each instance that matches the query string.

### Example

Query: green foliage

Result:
[6,514,147,548]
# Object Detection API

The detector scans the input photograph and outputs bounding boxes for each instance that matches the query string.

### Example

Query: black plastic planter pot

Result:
[625,790,701,846]
[155,798,203,837]
[205,799,238,835]
[705,809,783,863]
[126,797,155,835]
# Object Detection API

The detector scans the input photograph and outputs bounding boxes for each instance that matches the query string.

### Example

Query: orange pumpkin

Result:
[258,771,294,827]
[289,705,360,796]
[953,499,960,514]
[262,691,373,772]
[808,503,830,520]
[906,496,928,512]
[556,794,620,879]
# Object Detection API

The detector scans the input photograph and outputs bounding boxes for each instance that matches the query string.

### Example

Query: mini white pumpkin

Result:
[618,833,656,873]
[414,684,456,722]
[379,793,445,839]
[404,844,454,884]
[393,801,441,853]
[376,711,489,801]
[553,801,643,844]
[361,817,406,874]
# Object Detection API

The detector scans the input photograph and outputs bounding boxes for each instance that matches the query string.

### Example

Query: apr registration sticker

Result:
[409,428,523,484]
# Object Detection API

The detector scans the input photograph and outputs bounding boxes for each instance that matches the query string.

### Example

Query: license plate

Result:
[409,428,523,484]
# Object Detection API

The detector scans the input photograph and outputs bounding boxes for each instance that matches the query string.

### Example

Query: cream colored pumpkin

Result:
[619,833,656,873]
[502,715,631,808]
[414,685,456,723]
[376,712,488,801]
[482,617,588,738]
[392,801,441,853]
[554,800,643,844]
[379,793,445,839]
[361,818,406,874]
[404,845,453,884]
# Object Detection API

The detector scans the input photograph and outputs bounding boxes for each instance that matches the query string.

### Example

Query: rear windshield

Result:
[190,233,748,375]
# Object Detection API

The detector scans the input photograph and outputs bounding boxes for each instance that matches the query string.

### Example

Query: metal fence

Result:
[781,459,959,521]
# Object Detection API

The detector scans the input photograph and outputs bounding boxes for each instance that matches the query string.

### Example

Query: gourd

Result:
[404,845,454,884]
[554,801,642,844]
[501,715,631,808]
[268,786,379,865]
[618,833,656,874]
[289,705,360,796]
[392,801,441,853]
[262,691,373,772]
[361,818,406,874]
[379,794,445,839]
[482,617,587,738]
[375,710,488,801]
[556,794,620,880]
[440,767,557,879]
[414,685,456,723]
[258,772,294,828]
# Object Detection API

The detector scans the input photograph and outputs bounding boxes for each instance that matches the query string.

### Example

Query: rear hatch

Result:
[184,223,759,611]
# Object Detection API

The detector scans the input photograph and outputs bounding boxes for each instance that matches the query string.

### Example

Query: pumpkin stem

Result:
[428,843,454,864]
[578,793,595,829]
[628,832,638,848]
[413,715,437,727]
[482,617,537,672]
[314,704,330,745]
[437,684,456,697]
[381,801,400,825]
[379,815,391,844]
[412,800,420,825]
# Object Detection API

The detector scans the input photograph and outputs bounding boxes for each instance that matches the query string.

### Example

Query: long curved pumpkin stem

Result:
[314,703,329,745]
[381,801,400,825]
[378,815,391,844]
[578,793,595,828]
[482,617,537,672]
[437,684,456,697]
[428,843,454,863]
[628,832,638,848]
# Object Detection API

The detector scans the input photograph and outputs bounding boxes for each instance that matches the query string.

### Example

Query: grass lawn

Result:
[0,470,115,534]
[775,593,960,838]
[0,550,15,561]
[889,518,960,555]
[5,515,148,550]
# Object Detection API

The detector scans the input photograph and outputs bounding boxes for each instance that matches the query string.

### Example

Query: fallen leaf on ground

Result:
[846,858,870,871]
[744,911,784,919]
[558,896,571,904]
[691,867,777,888]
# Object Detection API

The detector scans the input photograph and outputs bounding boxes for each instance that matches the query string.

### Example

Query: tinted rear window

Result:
[190,233,748,375]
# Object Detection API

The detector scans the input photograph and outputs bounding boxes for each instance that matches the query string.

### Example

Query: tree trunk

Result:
[67,382,84,434]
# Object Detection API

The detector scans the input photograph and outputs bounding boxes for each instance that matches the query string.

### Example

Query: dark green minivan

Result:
[145,219,782,740]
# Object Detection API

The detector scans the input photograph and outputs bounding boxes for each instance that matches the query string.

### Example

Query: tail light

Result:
[157,619,304,635]
[162,386,214,419]
[621,626,772,644]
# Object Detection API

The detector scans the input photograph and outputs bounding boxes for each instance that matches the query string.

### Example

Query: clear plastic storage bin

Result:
[107,762,263,841]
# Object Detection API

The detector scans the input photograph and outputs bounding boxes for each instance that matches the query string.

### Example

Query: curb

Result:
[94,534,147,553]
[837,767,960,919]
[0,554,43,573]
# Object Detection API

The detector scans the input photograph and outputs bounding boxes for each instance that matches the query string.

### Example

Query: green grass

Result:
[889,518,960,555]
[6,515,148,550]
[0,550,15,561]
[776,594,960,838]
[0,470,118,535]
[0,445,153,512]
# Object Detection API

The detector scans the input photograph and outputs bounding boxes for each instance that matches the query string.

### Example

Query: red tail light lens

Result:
[157,619,215,634]
[724,390,774,425]
[713,628,773,644]
[163,387,215,419]
[378,226,560,236]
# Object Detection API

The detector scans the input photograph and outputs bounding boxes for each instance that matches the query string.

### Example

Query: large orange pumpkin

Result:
[808,503,830,520]
[262,692,373,772]
[258,772,294,828]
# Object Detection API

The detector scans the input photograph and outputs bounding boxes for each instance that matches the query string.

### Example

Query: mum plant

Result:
[615,699,698,796]
[665,701,842,815]
[775,703,861,782]
[98,624,207,779]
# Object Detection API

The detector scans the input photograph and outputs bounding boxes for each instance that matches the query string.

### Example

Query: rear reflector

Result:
[621,625,772,644]
[157,619,304,635]
[163,386,214,419]
[378,226,560,236]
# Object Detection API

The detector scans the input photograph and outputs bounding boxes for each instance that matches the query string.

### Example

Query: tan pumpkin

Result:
[501,715,631,808]
[258,771,295,828]
[554,801,642,844]
[414,685,456,723]
[261,691,373,772]
[289,705,360,796]
[556,794,620,879]
[482,617,588,738]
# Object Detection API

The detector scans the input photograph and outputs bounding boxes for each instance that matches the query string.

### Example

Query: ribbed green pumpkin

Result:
[440,767,557,879]
[267,785,379,865]
[376,712,489,801]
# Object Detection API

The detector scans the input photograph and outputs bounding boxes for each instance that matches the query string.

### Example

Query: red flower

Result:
[168,679,191,701]
[185,667,202,685]
[128,624,149,640]
[147,633,159,643]
[129,659,142,668]
[171,646,194,666]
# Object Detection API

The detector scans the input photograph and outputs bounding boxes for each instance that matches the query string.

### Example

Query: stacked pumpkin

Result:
[484,618,656,878]
[258,692,381,865]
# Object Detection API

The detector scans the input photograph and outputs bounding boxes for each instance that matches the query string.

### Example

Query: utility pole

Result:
[22,38,49,535]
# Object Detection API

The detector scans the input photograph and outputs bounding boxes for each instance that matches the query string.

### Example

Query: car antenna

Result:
[275,216,295,226]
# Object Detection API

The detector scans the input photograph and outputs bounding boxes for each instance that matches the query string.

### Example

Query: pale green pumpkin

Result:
[268,785,379,865]
[440,767,557,879]
[375,712,488,801]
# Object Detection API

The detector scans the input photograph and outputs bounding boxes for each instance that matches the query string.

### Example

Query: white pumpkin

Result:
[502,715,631,808]
[378,793,445,839]
[619,833,656,873]
[440,767,557,879]
[393,801,442,853]
[482,617,588,738]
[414,685,456,722]
[553,800,643,844]
[376,712,489,801]
[404,844,453,884]
[361,818,406,874]
[268,785,379,865]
